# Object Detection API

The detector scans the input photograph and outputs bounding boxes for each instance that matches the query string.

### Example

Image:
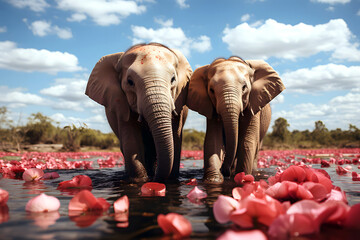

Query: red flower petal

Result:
[345,203,360,229]
[280,166,306,183]
[157,213,192,238]
[68,190,108,212]
[141,182,166,196]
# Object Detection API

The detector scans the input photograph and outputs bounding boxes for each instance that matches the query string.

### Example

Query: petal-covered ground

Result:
[0,148,359,239]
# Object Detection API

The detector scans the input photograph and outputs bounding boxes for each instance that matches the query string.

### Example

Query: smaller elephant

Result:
[86,43,192,182]
[187,57,285,182]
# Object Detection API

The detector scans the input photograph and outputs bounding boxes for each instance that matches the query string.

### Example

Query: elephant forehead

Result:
[209,64,248,84]
[127,45,176,65]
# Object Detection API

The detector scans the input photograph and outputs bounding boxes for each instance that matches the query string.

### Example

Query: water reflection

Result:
[22,181,46,195]
[0,205,9,224]
[27,211,60,229]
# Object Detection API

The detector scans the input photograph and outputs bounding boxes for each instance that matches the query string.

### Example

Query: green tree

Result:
[312,120,332,146]
[182,129,205,150]
[271,117,290,142]
[0,106,13,129]
[25,112,58,144]
[61,124,85,152]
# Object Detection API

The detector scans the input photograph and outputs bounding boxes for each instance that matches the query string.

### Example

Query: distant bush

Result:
[182,129,205,150]
[0,106,359,151]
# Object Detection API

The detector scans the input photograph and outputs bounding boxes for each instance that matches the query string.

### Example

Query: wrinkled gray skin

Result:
[86,43,192,182]
[187,57,285,183]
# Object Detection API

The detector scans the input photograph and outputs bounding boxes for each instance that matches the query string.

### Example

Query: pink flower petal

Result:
[186,186,207,203]
[23,168,44,182]
[0,188,9,206]
[268,213,318,239]
[213,195,240,224]
[141,182,166,196]
[325,189,348,204]
[157,213,192,238]
[114,195,129,213]
[218,230,267,240]
[25,193,60,212]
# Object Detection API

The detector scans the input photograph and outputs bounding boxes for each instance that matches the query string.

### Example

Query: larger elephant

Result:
[187,57,285,182]
[86,43,192,182]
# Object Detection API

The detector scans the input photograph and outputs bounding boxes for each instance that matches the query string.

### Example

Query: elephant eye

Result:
[127,78,134,86]
[171,76,176,84]
[242,84,247,92]
[210,88,214,94]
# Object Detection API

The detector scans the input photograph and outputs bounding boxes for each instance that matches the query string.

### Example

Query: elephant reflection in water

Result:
[86,43,192,182]
[187,57,285,183]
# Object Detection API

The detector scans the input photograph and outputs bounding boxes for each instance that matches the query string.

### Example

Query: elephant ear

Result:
[187,65,214,119]
[246,60,285,115]
[85,52,130,122]
[171,49,193,114]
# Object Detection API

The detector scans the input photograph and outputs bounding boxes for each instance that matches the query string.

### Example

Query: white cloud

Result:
[6,0,49,12]
[154,17,174,27]
[357,9,360,16]
[0,26,7,33]
[311,0,350,4]
[272,89,360,131]
[222,19,360,61]
[56,0,146,26]
[40,78,87,101]
[282,64,360,93]
[184,110,206,131]
[176,0,189,8]
[271,93,284,104]
[131,23,211,56]
[26,20,73,39]
[0,86,45,108]
[0,41,84,74]
[241,14,251,22]
[67,13,87,22]
[50,112,111,132]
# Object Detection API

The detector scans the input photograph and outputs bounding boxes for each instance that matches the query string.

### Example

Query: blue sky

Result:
[0,0,359,133]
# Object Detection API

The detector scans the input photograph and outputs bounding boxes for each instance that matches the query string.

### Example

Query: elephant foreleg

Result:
[203,117,225,183]
[117,113,148,182]
[236,110,261,175]
[169,106,188,179]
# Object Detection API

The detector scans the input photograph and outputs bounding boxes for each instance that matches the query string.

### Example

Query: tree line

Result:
[0,107,359,152]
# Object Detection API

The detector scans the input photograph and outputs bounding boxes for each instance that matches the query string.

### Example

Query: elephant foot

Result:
[203,171,224,184]
[128,175,149,183]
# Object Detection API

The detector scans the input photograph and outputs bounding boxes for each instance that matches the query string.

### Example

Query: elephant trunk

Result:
[142,83,174,182]
[219,89,241,177]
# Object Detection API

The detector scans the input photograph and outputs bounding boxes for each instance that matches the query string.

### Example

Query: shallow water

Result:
[1,152,360,240]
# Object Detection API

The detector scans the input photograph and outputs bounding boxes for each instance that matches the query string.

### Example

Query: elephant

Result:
[85,43,192,182]
[187,56,285,183]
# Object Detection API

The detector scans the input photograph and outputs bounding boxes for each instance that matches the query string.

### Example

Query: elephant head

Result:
[187,57,284,176]
[86,43,191,181]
